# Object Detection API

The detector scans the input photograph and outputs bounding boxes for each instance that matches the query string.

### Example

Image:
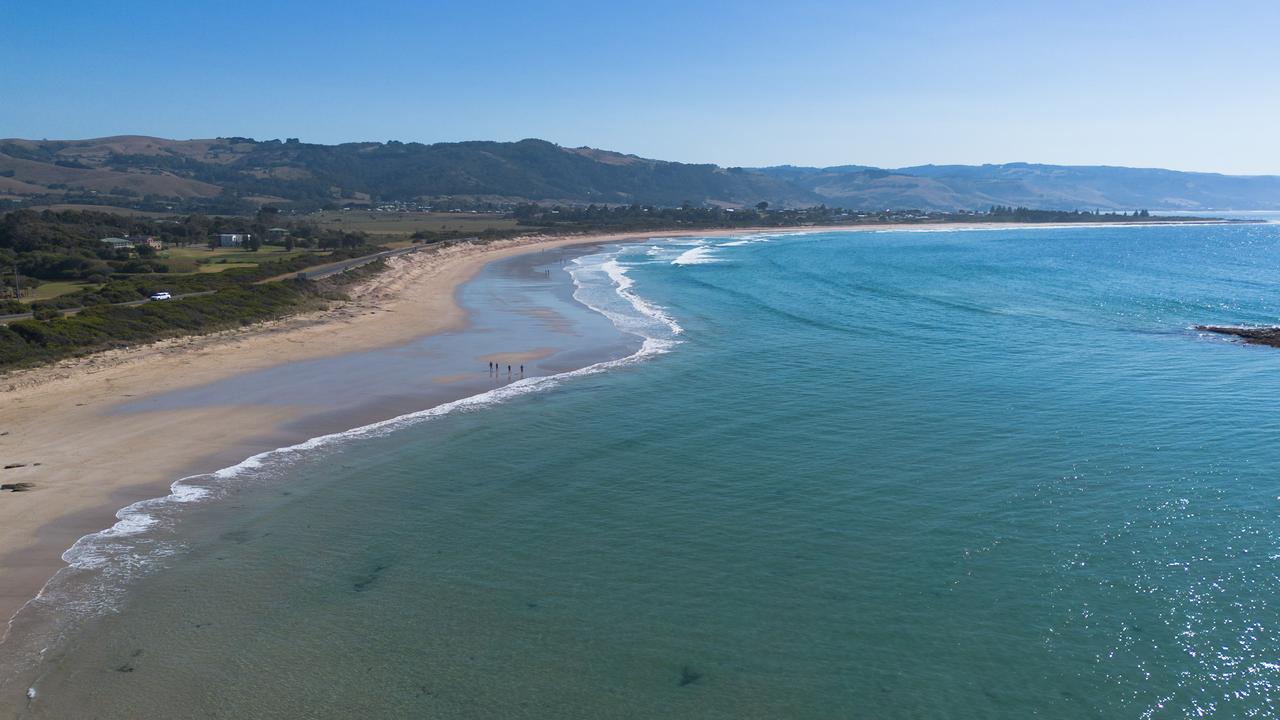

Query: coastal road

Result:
[272,243,436,282]
[0,290,218,324]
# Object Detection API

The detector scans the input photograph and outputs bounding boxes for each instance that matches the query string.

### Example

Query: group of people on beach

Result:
[489,361,524,379]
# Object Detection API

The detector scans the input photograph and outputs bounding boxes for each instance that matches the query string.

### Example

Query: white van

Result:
[149,291,172,301]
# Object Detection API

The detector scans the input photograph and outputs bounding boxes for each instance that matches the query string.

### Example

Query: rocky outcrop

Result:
[1197,325,1280,348]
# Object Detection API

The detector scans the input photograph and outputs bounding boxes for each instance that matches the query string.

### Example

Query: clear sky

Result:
[3,0,1278,174]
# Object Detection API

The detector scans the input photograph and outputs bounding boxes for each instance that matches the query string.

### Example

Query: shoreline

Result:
[0,232,635,631]
[0,218,1246,660]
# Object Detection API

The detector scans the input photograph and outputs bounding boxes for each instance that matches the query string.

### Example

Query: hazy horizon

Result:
[7,133,1280,179]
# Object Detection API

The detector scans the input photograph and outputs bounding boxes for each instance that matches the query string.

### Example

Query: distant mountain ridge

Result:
[1,136,1277,212]
[757,162,1280,211]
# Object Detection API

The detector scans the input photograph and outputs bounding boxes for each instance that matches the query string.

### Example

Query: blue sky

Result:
[2,0,1278,173]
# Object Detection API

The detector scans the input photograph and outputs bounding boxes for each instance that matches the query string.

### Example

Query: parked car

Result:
[149,291,172,301]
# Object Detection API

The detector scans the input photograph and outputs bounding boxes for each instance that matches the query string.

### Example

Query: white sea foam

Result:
[672,246,721,265]
[868,221,1233,234]
[569,251,683,340]
[5,245,684,658]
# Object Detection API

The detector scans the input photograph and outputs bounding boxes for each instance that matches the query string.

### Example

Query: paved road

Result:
[292,245,426,281]
[0,290,217,324]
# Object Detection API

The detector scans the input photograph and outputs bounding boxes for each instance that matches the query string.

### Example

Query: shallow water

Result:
[11,224,1280,718]
[111,244,637,431]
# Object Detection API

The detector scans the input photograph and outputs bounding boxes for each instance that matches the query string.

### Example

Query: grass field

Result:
[160,246,320,273]
[21,280,101,303]
[307,211,522,236]
[163,246,313,263]
[197,262,258,273]
[23,204,178,218]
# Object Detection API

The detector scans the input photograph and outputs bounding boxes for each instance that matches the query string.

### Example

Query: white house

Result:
[213,233,252,247]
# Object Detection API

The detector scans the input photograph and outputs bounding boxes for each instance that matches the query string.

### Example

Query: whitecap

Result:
[672,246,721,265]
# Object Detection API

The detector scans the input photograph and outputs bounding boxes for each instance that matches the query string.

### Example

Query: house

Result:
[100,237,133,250]
[267,227,290,241]
[129,235,163,250]
[213,233,252,247]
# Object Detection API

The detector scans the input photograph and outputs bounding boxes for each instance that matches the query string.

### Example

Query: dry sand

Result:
[0,219,1202,634]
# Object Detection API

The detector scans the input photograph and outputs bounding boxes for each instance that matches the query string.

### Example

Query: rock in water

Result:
[1197,325,1280,348]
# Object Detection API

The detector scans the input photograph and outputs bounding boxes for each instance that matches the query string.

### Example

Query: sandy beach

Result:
[0,219,1224,639]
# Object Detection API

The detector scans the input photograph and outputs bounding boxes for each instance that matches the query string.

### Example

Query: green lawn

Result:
[307,211,521,237]
[21,280,101,303]
[163,245,310,262]
[197,262,258,273]
[160,246,322,274]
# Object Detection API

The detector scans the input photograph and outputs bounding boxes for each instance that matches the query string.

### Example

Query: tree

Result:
[756,201,769,211]
[246,234,263,252]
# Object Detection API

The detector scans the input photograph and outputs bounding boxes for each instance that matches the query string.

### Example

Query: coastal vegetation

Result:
[0,262,380,368]
[0,208,371,299]
[510,203,1171,232]
[21,246,374,312]
[984,206,1151,222]
[0,207,388,369]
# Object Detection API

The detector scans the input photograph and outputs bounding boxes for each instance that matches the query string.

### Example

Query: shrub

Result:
[1,282,328,369]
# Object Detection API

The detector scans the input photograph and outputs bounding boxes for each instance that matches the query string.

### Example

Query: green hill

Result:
[0,136,811,211]
[757,162,1280,211]
[3,136,1279,212]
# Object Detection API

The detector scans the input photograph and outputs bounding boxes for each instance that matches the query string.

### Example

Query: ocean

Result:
[6,223,1280,718]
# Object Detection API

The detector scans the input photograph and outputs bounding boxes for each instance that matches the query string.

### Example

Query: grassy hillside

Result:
[757,163,1280,211]
[0,136,811,212]
[3,136,1278,212]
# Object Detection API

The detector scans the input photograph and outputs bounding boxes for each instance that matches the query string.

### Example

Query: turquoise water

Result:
[12,224,1280,718]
